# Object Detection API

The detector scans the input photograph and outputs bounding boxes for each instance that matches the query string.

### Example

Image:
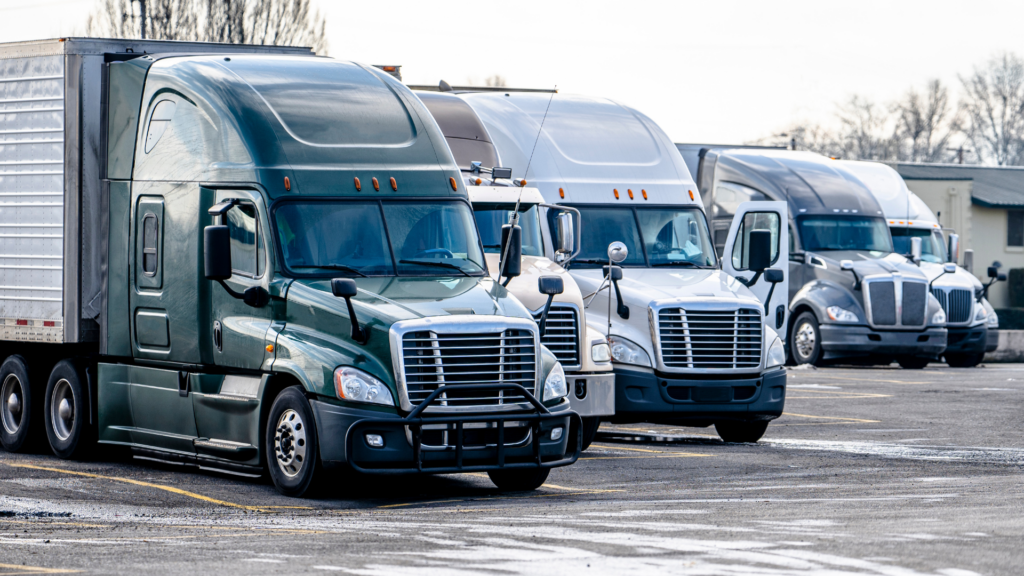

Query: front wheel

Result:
[44,360,93,459]
[945,353,984,368]
[715,420,769,443]
[897,357,929,370]
[266,387,323,497]
[488,468,550,491]
[789,312,823,366]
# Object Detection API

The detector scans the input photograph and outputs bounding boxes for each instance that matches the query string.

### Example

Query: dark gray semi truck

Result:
[682,147,948,368]
[0,38,578,496]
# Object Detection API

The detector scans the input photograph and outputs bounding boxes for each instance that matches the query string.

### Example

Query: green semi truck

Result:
[0,38,577,496]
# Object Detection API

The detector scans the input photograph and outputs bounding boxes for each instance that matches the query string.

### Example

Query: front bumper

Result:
[606,366,786,426]
[312,384,578,474]
[566,371,615,417]
[944,325,988,354]
[819,324,946,360]
[986,328,1000,353]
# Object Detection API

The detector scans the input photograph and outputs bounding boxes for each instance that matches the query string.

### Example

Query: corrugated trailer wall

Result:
[0,54,65,342]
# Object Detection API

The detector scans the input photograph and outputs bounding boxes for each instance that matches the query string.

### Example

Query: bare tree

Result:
[893,79,963,162]
[86,0,328,54]
[833,95,901,161]
[484,75,507,88]
[959,53,1024,165]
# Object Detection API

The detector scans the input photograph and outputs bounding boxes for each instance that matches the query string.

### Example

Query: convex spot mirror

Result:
[747,230,772,272]
[538,276,564,296]
[608,241,628,264]
[943,263,957,274]
[840,260,854,271]
[764,268,784,283]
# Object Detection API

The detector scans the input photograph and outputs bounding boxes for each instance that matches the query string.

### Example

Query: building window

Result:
[1009,211,1024,247]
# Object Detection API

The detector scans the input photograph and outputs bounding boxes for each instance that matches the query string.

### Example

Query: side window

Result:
[1008,210,1024,247]
[144,100,177,154]
[789,224,797,253]
[714,181,767,218]
[225,202,264,278]
[142,214,159,276]
[732,211,781,270]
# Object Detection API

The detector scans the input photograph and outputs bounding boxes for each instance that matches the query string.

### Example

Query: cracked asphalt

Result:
[1,363,1022,575]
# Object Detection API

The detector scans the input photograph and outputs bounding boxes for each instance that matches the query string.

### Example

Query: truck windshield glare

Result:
[474,205,544,256]
[798,216,893,253]
[572,206,717,268]
[275,200,486,277]
[891,227,947,263]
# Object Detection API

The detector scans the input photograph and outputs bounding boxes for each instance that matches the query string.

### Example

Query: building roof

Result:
[894,163,1024,208]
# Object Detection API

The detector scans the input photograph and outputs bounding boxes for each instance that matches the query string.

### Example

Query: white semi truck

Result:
[431,90,788,443]
[839,161,1001,366]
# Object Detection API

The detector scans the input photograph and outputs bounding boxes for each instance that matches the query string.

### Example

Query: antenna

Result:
[496,87,557,286]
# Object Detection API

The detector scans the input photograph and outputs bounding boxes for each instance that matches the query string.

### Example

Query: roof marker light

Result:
[354,177,361,192]
[372,177,380,191]
[284,176,291,191]
[627,189,634,199]
[688,190,694,200]
[908,221,913,225]
[450,177,458,191]
[614,189,620,199]
[475,178,482,185]
[559,187,565,199]
[642,189,647,200]
[390,177,397,191]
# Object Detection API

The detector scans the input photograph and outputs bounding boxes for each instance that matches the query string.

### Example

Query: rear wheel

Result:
[44,360,93,459]
[945,353,984,368]
[266,387,322,497]
[715,420,769,443]
[0,355,36,452]
[897,357,929,370]
[488,468,550,491]
[789,312,823,366]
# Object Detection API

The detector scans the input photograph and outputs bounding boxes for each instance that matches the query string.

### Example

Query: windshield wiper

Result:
[399,259,473,277]
[482,244,502,249]
[291,264,367,277]
[570,258,614,265]
[650,261,703,268]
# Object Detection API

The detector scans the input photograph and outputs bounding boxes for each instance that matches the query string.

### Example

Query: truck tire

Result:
[945,353,984,368]
[715,420,769,443]
[0,355,37,452]
[789,312,822,366]
[266,387,323,497]
[897,357,929,369]
[44,360,93,459]
[488,468,550,491]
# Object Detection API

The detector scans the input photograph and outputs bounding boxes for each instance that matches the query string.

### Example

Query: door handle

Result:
[178,370,190,397]
[213,320,223,352]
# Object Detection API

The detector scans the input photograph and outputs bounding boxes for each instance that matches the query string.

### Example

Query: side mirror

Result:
[602,265,628,319]
[963,249,974,273]
[764,268,784,283]
[204,225,232,280]
[331,278,369,344]
[943,263,957,274]
[499,224,522,284]
[947,233,959,264]
[491,167,513,180]
[747,229,772,272]
[910,237,922,263]
[536,276,564,337]
[602,265,623,281]
[988,266,999,279]
[556,212,575,254]
[608,241,628,264]
[998,273,1008,282]
[840,260,854,271]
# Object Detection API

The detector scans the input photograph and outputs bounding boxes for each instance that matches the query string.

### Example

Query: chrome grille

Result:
[932,287,972,324]
[533,305,580,369]
[658,308,762,369]
[401,329,536,408]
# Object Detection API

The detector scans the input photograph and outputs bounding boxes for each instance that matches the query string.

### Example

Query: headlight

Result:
[988,310,999,328]
[766,337,786,368]
[334,367,395,406]
[931,308,946,325]
[591,342,611,363]
[974,305,987,323]
[608,335,652,367]
[543,362,567,401]
[826,305,858,323]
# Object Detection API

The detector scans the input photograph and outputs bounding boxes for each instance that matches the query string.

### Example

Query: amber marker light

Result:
[475,178,482,185]
[284,176,291,191]
[627,189,634,199]
[642,189,648,200]
[266,344,274,353]
[614,188,620,199]
[372,177,380,191]
[688,190,694,200]
[559,187,565,199]
[354,177,361,191]
[450,177,459,190]
[390,177,397,191]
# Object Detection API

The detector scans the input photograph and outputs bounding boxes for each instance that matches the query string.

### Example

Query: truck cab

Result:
[0,40,577,497]
[442,91,788,443]
[415,91,614,450]
[695,148,948,369]
[839,160,1000,367]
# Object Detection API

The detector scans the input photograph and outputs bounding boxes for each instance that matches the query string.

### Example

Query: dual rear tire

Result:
[0,357,92,459]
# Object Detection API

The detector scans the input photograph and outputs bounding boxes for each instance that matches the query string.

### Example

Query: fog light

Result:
[365,434,384,448]
[551,427,564,441]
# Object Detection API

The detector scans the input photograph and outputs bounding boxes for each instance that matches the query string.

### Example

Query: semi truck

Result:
[688,148,947,368]
[0,38,577,497]
[414,91,614,450]
[838,160,1000,367]
[427,89,788,443]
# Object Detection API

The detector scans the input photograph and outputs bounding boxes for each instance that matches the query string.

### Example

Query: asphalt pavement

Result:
[1,363,1022,575]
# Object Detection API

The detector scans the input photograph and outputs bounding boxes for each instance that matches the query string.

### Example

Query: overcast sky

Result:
[4,0,1024,144]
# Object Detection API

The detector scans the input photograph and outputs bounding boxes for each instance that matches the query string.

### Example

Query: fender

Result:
[271,326,396,400]
[789,279,865,328]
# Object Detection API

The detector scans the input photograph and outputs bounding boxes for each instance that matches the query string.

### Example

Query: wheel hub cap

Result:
[1,374,24,435]
[274,409,307,478]
[795,323,816,359]
[50,379,74,442]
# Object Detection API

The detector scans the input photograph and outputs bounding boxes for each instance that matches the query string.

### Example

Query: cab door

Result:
[722,201,789,332]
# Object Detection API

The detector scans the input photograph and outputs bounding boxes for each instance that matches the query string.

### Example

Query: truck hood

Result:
[484,254,584,312]
[571,267,762,306]
[812,251,930,281]
[918,262,984,290]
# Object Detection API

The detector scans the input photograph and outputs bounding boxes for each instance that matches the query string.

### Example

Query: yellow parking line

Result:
[601,426,719,438]
[788,389,892,399]
[7,463,265,512]
[588,443,710,457]
[782,412,880,423]
[0,563,79,574]
[810,374,927,385]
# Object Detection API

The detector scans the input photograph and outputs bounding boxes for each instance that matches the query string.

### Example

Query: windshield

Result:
[274,200,486,277]
[798,216,893,253]
[571,206,717,268]
[891,227,946,263]
[474,204,543,257]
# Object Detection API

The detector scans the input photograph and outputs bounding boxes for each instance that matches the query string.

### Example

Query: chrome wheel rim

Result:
[1,374,24,435]
[274,409,307,478]
[50,378,74,442]
[794,322,816,361]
